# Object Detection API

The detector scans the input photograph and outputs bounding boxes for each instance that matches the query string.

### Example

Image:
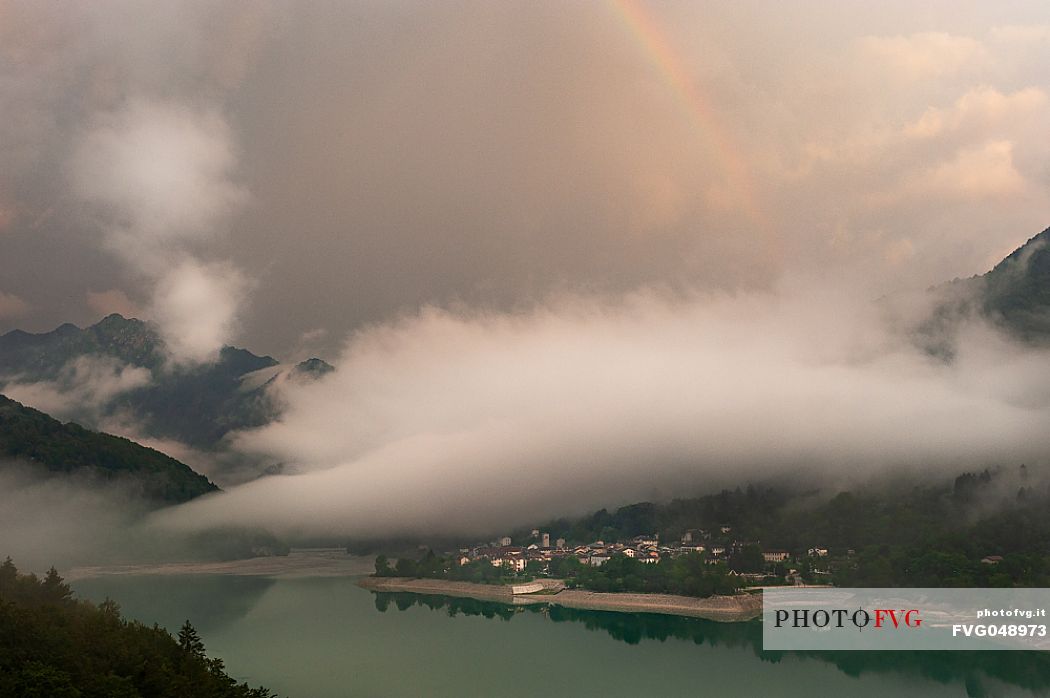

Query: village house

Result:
[588,552,611,566]
[472,546,499,561]
[762,550,790,563]
[499,553,526,573]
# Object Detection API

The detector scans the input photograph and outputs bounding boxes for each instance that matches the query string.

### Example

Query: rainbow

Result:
[609,0,764,225]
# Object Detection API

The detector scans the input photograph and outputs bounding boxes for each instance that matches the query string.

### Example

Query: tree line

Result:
[0,557,275,697]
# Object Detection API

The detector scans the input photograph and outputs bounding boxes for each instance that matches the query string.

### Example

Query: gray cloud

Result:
[69,100,250,364]
[70,101,246,255]
[0,291,29,320]
[0,1,271,356]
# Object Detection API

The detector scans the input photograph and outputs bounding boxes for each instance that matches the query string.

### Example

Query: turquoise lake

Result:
[73,575,1050,697]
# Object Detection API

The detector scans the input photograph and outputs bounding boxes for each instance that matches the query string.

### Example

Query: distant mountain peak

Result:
[980,225,1050,342]
[0,316,285,452]
[911,224,1050,357]
[989,225,1050,272]
[93,313,146,330]
[293,357,335,377]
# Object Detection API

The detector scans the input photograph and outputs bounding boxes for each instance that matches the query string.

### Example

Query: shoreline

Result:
[64,549,373,582]
[357,576,762,622]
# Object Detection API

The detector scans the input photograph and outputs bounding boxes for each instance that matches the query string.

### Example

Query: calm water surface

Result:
[73,575,1050,697]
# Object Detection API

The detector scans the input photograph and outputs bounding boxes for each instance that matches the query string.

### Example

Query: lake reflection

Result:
[373,590,1050,698]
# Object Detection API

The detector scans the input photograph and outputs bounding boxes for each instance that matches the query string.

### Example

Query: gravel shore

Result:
[65,549,373,581]
[357,576,762,621]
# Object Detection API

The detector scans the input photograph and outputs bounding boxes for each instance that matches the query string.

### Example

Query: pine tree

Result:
[0,557,16,593]
[41,567,72,603]
[98,598,122,621]
[178,620,206,657]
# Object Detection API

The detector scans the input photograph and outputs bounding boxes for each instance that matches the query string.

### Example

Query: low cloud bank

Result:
[0,466,152,571]
[154,284,1050,539]
[0,465,285,573]
[2,356,150,424]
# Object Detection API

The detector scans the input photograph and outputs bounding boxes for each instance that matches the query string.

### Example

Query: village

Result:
[377,480,1027,593]
[449,526,835,586]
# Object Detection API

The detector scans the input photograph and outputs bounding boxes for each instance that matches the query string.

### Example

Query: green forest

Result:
[0,395,217,504]
[0,558,275,697]
[528,467,1050,588]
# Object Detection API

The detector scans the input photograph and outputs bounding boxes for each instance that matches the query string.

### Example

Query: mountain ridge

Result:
[0,393,218,504]
[0,314,333,455]
[980,225,1050,341]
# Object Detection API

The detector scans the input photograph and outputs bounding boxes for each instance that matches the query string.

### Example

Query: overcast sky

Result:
[2,1,1048,360]
[5,1,1050,542]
